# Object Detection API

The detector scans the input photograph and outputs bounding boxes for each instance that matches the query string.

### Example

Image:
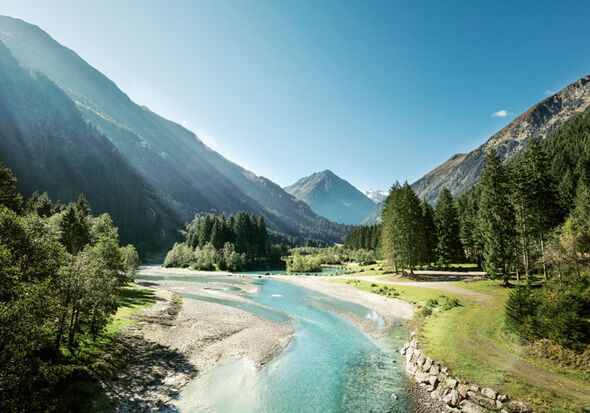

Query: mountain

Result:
[412,75,590,203]
[0,40,180,253]
[0,16,350,243]
[284,170,375,225]
[362,201,384,225]
[361,189,388,204]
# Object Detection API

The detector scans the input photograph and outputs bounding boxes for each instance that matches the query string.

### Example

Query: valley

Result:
[0,4,589,413]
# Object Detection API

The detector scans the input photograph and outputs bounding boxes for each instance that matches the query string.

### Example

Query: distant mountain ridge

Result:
[362,74,590,225]
[412,74,590,203]
[284,170,375,225]
[0,15,350,243]
[361,189,388,204]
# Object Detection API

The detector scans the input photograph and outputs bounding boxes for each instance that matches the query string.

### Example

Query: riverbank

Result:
[95,279,293,411]
[97,266,447,412]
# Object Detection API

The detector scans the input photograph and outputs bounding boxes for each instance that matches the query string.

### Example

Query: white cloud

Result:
[544,89,555,96]
[181,120,188,126]
[491,110,508,118]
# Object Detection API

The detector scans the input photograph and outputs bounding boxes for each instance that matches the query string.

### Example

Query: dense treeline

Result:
[288,245,376,268]
[380,183,464,272]
[0,163,139,410]
[164,212,286,271]
[344,225,381,251]
[380,109,590,353]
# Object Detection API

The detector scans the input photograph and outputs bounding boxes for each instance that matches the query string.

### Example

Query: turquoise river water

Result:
[136,272,411,412]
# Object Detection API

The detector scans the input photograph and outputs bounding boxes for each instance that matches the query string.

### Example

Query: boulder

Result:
[507,400,532,413]
[429,363,440,375]
[428,374,438,388]
[423,357,433,371]
[446,378,458,389]
[498,394,509,403]
[459,400,486,413]
[468,384,480,393]
[458,383,469,398]
[481,387,497,400]
[467,391,496,410]
[417,353,426,366]
[415,371,430,384]
[443,389,460,407]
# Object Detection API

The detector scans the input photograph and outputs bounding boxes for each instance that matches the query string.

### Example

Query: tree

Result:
[510,139,559,280]
[0,162,22,213]
[421,201,437,265]
[434,188,464,267]
[381,182,428,274]
[478,150,516,283]
[26,191,53,217]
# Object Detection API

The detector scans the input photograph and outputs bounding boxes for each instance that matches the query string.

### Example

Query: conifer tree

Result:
[0,162,22,213]
[478,150,516,283]
[421,200,437,265]
[434,187,464,267]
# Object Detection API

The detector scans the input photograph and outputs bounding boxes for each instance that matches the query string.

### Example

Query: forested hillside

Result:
[412,74,590,203]
[0,41,179,253]
[0,15,350,244]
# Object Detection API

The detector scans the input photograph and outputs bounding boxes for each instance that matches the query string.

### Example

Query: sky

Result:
[1,1,589,191]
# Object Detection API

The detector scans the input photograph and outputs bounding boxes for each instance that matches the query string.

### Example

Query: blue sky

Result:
[1,1,589,191]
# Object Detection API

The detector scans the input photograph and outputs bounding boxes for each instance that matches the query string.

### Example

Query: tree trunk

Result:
[540,234,547,281]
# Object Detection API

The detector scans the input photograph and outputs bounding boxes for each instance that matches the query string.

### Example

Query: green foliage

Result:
[0,169,138,409]
[167,211,279,270]
[286,253,323,272]
[434,187,464,266]
[0,161,22,213]
[505,277,590,350]
[478,150,516,280]
[380,182,433,273]
[344,225,381,251]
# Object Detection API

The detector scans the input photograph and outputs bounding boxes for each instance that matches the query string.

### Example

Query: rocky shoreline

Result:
[402,333,534,413]
[93,285,293,411]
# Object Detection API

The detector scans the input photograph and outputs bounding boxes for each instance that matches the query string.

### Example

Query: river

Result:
[136,272,411,412]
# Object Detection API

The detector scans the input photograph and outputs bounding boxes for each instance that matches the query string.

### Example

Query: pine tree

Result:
[421,200,437,265]
[434,187,464,267]
[0,162,23,213]
[478,150,516,283]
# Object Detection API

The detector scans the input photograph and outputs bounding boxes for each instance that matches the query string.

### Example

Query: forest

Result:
[0,163,139,410]
[379,109,590,355]
[164,212,287,271]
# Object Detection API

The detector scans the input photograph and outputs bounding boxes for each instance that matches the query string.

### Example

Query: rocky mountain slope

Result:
[284,170,375,225]
[0,15,349,243]
[413,74,590,203]
[0,41,180,252]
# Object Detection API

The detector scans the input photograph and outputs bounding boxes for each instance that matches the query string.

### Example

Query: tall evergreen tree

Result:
[0,162,22,213]
[421,200,437,265]
[434,187,464,267]
[478,150,516,283]
[380,182,428,274]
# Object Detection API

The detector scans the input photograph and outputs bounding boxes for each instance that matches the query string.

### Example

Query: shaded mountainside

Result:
[412,75,590,203]
[0,15,349,243]
[0,41,180,253]
[284,170,375,225]
[362,200,384,225]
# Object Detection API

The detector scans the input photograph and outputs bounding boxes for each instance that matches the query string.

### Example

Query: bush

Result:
[286,253,322,272]
[505,277,590,350]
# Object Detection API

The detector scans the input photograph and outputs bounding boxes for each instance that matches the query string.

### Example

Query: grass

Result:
[76,284,159,360]
[337,275,590,412]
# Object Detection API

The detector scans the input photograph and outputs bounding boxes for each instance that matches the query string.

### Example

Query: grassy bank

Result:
[76,284,159,361]
[335,276,590,412]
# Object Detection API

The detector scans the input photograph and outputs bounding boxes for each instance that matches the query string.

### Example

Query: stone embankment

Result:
[402,332,534,413]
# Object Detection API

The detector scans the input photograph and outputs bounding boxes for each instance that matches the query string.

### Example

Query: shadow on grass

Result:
[119,285,160,309]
